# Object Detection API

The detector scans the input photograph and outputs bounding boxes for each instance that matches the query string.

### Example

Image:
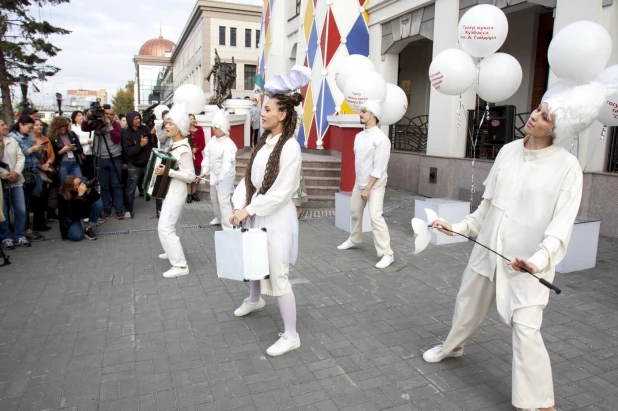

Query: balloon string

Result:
[427,224,561,294]
[476,58,482,86]
[583,126,607,173]
[456,95,464,131]
[469,110,486,202]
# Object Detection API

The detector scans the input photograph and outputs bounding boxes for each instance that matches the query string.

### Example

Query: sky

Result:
[22,0,262,108]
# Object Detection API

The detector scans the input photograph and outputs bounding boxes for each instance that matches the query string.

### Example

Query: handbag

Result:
[22,169,36,185]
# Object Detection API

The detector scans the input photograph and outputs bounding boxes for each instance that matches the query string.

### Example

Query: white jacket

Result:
[201,135,237,187]
[0,136,26,186]
[72,124,92,155]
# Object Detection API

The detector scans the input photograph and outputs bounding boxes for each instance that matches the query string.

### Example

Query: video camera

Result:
[81,177,99,190]
[88,99,111,128]
[141,102,159,131]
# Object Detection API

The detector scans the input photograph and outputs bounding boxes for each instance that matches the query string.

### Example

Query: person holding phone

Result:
[58,175,102,241]
[49,116,83,184]
[31,119,55,232]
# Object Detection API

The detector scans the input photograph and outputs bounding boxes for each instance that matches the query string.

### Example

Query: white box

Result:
[215,228,270,281]
[556,216,600,274]
[414,198,470,245]
[335,191,372,233]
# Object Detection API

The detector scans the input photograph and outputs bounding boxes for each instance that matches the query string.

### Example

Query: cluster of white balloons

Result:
[545,21,617,127]
[334,54,408,126]
[428,4,522,103]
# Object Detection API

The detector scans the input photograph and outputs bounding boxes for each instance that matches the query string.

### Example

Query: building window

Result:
[256,30,260,48]
[244,64,257,90]
[230,27,237,47]
[219,26,225,45]
[245,29,251,48]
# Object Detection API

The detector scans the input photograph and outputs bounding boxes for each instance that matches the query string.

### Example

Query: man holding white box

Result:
[337,101,394,269]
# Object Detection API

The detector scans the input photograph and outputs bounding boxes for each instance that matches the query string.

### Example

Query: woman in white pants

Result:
[200,109,237,230]
[422,83,613,411]
[229,90,305,357]
[155,102,195,279]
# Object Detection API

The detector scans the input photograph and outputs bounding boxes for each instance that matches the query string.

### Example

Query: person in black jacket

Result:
[49,116,84,184]
[58,175,103,241]
[121,112,157,218]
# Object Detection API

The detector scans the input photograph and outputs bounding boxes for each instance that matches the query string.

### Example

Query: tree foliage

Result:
[0,0,71,124]
[112,80,135,115]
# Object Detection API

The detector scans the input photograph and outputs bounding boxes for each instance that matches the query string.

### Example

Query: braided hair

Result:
[245,92,303,207]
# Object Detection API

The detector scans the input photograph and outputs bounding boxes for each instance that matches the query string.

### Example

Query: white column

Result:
[264,1,288,82]
[550,0,611,171]
[426,0,476,158]
[369,24,400,135]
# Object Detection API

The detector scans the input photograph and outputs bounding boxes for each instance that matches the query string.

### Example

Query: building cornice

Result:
[133,55,173,67]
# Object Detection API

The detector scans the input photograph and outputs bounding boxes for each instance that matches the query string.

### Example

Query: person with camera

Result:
[0,118,34,248]
[9,115,47,243]
[31,119,55,232]
[121,111,156,218]
[49,116,83,184]
[58,175,101,241]
[81,105,125,220]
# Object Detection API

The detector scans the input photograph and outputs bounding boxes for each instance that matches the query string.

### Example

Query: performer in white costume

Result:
[229,66,311,357]
[200,109,237,229]
[156,102,196,278]
[337,101,394,269]
[422,83,613,411]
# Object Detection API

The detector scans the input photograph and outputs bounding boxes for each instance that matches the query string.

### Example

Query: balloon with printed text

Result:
[344,71,387,113]
[595,65,618,126]
[335,55,376,93]
[458,4,508,58]
[428,48,476,96]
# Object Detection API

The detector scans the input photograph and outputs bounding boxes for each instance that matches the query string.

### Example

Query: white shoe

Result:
[83,218,89,223]
[163,266,189,278]
[337,239,358,250]
[422,345,463,363]
[266,333,301,357]
[210,217,221,225]
[159,253,168,260]
[234,298,265,317]
[375,254,394,269]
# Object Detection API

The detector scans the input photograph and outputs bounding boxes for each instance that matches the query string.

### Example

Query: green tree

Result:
[0,0,71,125]
[112,80,135,114]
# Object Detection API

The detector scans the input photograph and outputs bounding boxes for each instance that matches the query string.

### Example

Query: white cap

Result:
[361,100,382,120]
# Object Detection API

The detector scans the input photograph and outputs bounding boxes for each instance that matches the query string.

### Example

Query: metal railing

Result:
[607,127,618,173]
[389,115,428,153]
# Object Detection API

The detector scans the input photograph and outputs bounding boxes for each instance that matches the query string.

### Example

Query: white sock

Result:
[277,291,297,340]
[248,280,261,303]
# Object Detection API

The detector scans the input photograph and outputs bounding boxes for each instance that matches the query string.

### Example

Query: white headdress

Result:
[360,100,382,120]
[543,82,615,144]
[264,65,312,96]
[165,101,190,137]
[212,108,230,135]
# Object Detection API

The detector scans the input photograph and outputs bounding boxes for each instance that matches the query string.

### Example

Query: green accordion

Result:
[142,149,177,200]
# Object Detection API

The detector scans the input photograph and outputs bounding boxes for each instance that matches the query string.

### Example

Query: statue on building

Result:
[206,49,237,108]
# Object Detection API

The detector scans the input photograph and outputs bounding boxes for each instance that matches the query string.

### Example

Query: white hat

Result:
[361,100,382,120]
[544,82,613,144]
[211,109,230,135]
[166,101,190,136]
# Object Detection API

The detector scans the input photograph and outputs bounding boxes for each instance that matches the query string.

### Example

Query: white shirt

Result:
[167,139,195,184]
[72,124,92,155]
[232,133,301,216]
[201,135,238,187]
[354,126,391,189]
[451,138,583,326]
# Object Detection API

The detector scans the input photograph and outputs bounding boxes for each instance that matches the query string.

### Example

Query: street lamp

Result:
[55,93,63,116]
[19,75,30,109]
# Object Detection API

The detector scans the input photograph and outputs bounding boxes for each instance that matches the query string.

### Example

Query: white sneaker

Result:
[266,333,301,357]
[337,239,358,250]
[375,254,394,269]
[159,253,168,260]
[163,266,189,278]
[233,298,265,317]
[210,217,221,225]
[422,345,463,363]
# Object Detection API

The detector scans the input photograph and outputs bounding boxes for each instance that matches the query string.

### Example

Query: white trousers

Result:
[211,185,233,231]
[158,180,187,267]
[349,185,393,257]
[441,267,554,409]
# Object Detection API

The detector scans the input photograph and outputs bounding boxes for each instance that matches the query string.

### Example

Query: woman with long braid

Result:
[230,92,303,357]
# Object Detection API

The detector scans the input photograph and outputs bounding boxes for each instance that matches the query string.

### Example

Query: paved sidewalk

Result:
[0,188,617,411]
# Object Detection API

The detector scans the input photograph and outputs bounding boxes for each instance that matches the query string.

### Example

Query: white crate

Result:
[215,228,270,281]
[556,217,600,274]
[414,198,470,245]
[335,191,372,233]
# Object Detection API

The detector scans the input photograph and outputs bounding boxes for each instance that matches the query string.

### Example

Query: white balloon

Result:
[428,48,476,96]
[595,65,618,126]
[548,21,613,82]
[474,53,522,103]
[335,54,376,93]
[174,84,207,115]
[458,5,508,58]
[153,105,169,120]
[344,71,387,112]
[379,84,408,126]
